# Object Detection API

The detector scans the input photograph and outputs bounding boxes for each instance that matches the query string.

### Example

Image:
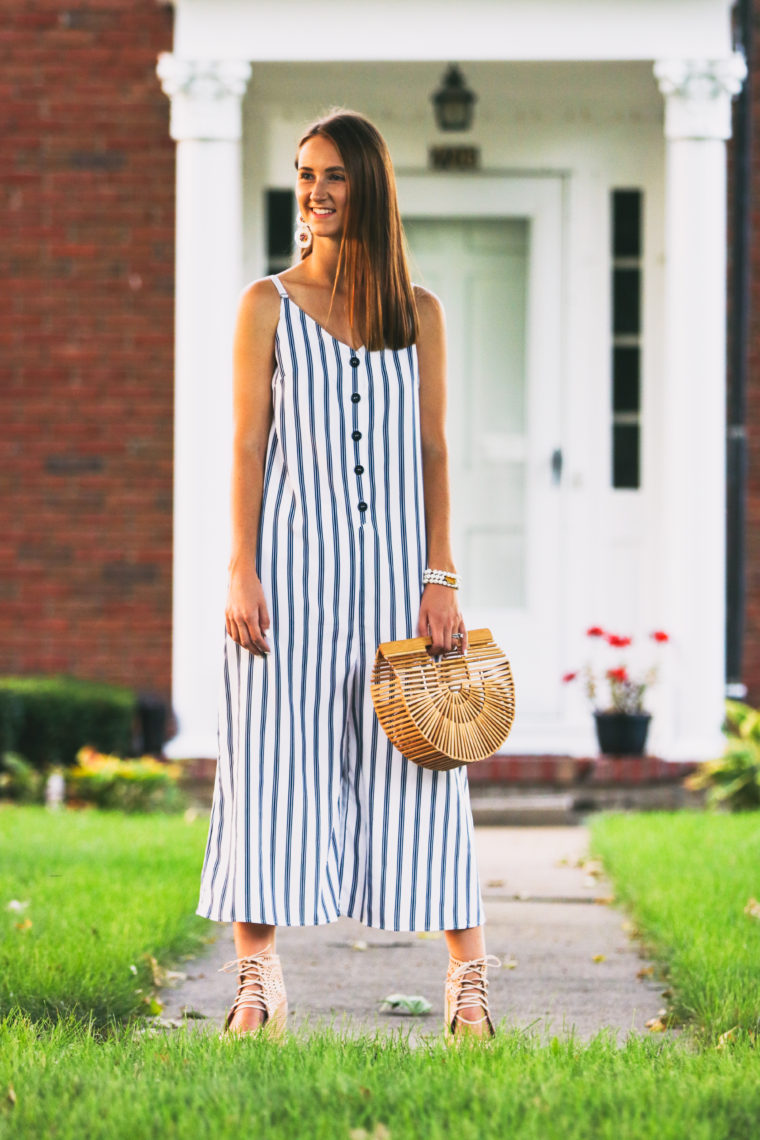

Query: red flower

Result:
[607,667,628,682]
[562,671,578,683]
[651,630,669,643]
[606,634,632,648]
[586,626,605,638]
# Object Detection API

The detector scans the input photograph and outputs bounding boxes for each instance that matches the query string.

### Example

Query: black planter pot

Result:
[593,711,651,757]
[137,693,168,756]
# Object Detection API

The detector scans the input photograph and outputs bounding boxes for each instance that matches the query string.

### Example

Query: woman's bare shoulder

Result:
[234,277,282,337]
[237,275,282,323]
[412,284,446,345]
[232,277,281,362]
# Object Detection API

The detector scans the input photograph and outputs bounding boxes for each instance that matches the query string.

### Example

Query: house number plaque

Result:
[429,146,481,171]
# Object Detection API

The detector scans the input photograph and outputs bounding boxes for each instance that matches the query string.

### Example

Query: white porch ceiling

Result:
[242,60,664,126]
[170,0,734,63]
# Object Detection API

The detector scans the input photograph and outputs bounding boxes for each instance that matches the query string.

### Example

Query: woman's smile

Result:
[296,135,348,236]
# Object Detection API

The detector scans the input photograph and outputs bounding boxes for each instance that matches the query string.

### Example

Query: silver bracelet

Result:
[423,567,461,589]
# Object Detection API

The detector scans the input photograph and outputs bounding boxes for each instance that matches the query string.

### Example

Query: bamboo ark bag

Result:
[370,628,516,771]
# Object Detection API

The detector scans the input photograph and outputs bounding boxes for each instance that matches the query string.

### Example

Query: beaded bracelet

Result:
[422,567,461,589]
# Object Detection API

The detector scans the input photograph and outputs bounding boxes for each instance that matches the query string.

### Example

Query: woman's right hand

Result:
[225,569,271,657]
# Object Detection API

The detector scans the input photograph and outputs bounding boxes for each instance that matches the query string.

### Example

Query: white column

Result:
[157,55,252,759]
[653,56,746,759]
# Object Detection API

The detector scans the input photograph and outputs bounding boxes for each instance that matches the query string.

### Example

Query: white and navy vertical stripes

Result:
[196,274,485,932]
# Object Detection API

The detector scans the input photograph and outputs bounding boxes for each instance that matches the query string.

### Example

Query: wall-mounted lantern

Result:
[431,63,477,132]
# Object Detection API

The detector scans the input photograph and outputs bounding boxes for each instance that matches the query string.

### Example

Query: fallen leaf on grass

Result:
[350,1125,390,1140]
[132,1017,183,1035]
[141,955,185,988]
[143,953,165,987]
[645,1008,671,1032]
[743,897,760,920]
[6,1085,16,1107]
[380,994,432,1016]
[163,970,187,985]
[591,954,606,963]
[14,918,32,932]
[717,1026,740,1049]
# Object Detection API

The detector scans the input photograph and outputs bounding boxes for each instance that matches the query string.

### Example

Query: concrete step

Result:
[179,755,706,826]
[471,793,578,826]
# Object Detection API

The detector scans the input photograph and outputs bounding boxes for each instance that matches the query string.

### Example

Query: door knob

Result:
[551,448,563,485]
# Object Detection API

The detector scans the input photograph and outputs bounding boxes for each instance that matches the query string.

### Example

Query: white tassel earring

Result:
[294,213,313,251]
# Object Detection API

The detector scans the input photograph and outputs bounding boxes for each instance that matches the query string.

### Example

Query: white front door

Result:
[400,177,564,747]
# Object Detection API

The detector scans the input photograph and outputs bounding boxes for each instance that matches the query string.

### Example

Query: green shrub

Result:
[66,747,186,813]
[0,752,45,803]
[0,676,136,770]
[0,686,23,753]
[684,700,760,810]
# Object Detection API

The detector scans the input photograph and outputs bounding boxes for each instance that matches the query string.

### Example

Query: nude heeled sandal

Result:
[217,946,288,1039]
[444,954,501,1040]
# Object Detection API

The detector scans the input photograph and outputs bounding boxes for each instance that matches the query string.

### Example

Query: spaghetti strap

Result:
[269,273,289,299]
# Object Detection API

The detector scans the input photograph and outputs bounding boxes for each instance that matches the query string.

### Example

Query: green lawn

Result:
[1,1013,758,1140]
[0,803,210,1025]
[1,803,759,1140]
[589,810,760,1044]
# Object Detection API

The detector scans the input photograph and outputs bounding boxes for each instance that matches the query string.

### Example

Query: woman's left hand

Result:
[417,584,467,656]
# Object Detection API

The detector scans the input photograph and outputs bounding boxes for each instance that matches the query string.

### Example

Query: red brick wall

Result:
[0,1,175,701]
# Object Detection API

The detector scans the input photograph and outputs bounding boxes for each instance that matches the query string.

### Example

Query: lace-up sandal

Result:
[217,947,288,1039]
[444,953,501,1040]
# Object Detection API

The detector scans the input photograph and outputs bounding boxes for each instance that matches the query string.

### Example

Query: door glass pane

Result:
[467,262,527,440]
[404,217,528,609]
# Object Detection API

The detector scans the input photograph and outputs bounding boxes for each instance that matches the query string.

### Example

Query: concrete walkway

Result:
[158,826,674,1044]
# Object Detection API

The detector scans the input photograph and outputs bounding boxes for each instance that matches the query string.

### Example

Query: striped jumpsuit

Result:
[196,274,485,932]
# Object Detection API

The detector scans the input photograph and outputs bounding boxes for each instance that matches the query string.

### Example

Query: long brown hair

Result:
[295,109,417,352]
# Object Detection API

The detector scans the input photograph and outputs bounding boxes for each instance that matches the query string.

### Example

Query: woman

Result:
[196,109,499,1039]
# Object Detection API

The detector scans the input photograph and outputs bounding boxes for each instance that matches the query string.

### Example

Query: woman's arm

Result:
[224,279,280,656]
[414,287,467,656]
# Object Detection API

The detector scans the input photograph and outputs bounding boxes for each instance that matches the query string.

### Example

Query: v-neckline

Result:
[274,278,364,353]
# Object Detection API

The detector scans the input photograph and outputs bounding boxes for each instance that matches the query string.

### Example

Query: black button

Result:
[354,464,364,475]
[350,392,361,403]
[351,430,362,441]
[350,356,360,367]
[358,501,368,512]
